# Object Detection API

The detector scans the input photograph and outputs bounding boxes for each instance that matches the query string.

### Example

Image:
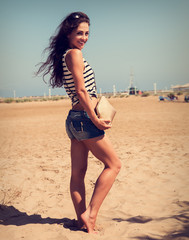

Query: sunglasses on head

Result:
[70,13,82,19]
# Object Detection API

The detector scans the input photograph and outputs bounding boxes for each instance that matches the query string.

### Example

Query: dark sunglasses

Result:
[68,12,89,23]
[70,13,82,19]
[71,13,81,19]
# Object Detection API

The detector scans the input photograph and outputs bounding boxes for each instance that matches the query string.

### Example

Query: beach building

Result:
[171,83,189,92]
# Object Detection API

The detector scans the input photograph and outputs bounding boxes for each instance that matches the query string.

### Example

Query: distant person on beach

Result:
[36,12,121,233]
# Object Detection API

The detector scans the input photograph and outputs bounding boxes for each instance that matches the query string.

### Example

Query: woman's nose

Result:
[82,34,88,42]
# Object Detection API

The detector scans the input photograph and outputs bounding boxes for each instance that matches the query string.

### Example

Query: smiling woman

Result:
[36,12,121,234]
[36,12,90,88]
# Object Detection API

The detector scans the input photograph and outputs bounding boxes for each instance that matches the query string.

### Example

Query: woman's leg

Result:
[81,135,121,233]
[70,139,89,228]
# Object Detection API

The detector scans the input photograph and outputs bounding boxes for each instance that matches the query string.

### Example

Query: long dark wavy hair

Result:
[36,12,90,88]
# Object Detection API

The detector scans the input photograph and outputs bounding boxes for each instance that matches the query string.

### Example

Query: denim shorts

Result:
[65,110,105,141]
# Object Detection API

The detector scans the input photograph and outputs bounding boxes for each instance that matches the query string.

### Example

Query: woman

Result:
[37,12,121,233]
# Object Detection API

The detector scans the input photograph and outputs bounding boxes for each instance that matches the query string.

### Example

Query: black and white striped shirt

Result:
[62,49,97,106]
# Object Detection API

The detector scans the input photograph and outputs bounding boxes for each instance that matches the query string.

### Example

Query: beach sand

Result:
[0,96,189,240]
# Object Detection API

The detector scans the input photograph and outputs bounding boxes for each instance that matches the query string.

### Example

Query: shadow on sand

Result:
[0,204,86,232]
[112,201,189,240]
[1,202,189,238]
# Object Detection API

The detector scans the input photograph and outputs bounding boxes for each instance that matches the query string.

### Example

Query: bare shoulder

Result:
[66,49,83,62]
[65,49,84,72]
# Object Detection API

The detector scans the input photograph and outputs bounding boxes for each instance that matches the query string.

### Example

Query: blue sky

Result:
[0,0,189,97]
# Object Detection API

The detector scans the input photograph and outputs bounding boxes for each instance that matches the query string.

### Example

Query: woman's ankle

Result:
[81,208,96,233]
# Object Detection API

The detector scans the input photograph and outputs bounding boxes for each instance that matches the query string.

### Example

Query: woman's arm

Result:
[66,49,111,130]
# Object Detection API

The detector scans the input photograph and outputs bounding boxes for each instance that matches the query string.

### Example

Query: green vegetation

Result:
[4,98,14,103]
[141,92,150,97]
[0,96,68,104]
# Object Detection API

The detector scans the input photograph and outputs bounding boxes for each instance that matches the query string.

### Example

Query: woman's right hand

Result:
[94,118,112,130]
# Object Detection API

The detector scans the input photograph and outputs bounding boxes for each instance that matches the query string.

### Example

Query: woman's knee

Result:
[107,158,121,175]
[114,159,122,174]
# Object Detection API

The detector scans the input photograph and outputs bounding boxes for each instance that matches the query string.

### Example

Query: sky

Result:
[0,0,189,97]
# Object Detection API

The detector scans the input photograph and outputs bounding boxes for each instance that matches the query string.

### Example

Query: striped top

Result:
[62,49,97,106]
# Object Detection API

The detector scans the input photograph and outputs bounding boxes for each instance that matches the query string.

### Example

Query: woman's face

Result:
[68,22,89,50]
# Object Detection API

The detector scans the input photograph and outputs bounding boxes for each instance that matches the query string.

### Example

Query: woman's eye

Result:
[77,31,89,36]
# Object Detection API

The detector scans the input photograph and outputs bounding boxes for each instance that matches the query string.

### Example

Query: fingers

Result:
[104,120,111,126]
[99,119,112,130]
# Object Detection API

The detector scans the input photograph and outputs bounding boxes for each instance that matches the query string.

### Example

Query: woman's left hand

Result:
[93,118,112,130]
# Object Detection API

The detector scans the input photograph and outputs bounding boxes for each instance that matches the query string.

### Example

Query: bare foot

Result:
[77,219,86,230]
[81,210,96,234]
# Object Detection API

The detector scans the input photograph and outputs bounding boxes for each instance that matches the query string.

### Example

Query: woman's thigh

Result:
[82,135,121,169]
[71,139,89,174]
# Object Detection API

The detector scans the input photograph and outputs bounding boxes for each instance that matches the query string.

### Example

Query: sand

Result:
[0,96,189,240]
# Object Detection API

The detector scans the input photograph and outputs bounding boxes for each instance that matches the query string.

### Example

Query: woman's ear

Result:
[67,32,72,40]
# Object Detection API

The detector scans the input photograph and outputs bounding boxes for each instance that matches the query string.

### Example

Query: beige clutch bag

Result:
[96,96,116,122]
